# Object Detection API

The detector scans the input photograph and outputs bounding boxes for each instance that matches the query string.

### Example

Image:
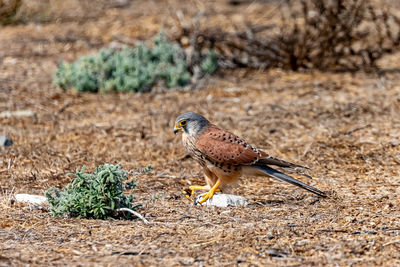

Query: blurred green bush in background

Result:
[54,33,218,93]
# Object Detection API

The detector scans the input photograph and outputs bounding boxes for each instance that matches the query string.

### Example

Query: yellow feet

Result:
[185,185,220,199]
[189,185,210,197]
[198,180,220,204]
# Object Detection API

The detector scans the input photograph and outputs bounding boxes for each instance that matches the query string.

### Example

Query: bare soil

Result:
[1,0,400,266]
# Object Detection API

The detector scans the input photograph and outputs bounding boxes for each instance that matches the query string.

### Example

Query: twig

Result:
[116,208,150,224]
[0,109,35,118]
[155,172,179,178]
[318,229,348,233]
[383,240,400,246]
[332,124,372,138]
[112,35,141,46]
[343,124,372,136]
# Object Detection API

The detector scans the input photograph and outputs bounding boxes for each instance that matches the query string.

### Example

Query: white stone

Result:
[195,193,249,207]
[15,194,48,209]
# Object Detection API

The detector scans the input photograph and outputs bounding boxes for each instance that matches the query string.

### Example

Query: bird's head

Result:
[174,112,210,137]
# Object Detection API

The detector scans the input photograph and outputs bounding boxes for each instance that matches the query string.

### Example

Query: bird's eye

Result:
[179,120,187,127]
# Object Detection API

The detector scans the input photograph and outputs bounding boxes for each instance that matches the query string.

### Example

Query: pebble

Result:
[0,136,13,147]
[266,249,286,257]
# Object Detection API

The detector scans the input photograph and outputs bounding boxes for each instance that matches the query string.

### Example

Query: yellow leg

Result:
[189,185,210,196]
[198,180,220,204]
[185,185,220,199]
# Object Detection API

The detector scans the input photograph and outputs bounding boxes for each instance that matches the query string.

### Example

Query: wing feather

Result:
[195,125,267,165]
[196,125,310,173]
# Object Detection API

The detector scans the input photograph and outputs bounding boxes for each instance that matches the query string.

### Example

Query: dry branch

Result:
[175,0,400,72]
[116,208,150,224]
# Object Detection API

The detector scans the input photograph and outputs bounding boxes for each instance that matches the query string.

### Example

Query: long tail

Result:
[254,165,327,197]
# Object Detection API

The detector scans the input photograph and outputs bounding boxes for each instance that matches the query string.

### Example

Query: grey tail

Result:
[256,165,327,198]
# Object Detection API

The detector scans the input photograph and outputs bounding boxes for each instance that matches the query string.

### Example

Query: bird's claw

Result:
[185,185,220,200]
[198,191,214,204]
[198,188,221,204]
[184,186,201,200]
[185,185,221,203]
[184,188,193,199]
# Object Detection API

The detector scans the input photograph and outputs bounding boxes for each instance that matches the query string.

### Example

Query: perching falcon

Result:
[174,112,326,203]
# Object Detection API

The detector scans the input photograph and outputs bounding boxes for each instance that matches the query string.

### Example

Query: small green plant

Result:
[45,164,138,220]
[201,50,218,74]
[140,165,153,174]
[53,32,217,93]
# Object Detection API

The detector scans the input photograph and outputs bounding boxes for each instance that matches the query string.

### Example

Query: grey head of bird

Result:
[174,112,210,137]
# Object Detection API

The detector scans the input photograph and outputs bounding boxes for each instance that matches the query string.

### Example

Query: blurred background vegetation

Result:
[2,0,400,93]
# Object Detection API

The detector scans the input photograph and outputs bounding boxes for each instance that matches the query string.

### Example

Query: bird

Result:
[173,112,326,204]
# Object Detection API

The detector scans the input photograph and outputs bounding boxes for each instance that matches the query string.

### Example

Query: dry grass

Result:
[175,0,400,71]
[1,0,400,266]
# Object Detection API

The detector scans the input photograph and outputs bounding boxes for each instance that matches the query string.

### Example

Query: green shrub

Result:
[45,164,138,220]
[54,33,216,93]
[201,50,218,74]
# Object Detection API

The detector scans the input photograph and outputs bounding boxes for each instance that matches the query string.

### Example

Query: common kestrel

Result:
[174,112,326,204]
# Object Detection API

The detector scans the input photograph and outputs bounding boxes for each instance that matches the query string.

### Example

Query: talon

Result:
[188,185,210,197]
[198,191,213,203]
[183,188,192,199]
[197,180,220,204]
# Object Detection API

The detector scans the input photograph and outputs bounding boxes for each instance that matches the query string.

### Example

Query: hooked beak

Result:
[174,124,181,134]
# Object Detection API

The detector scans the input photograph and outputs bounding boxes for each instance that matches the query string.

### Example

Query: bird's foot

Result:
[189,185,210,196]
[198,189,220,204]
[185,185,220,199]
[197,180,221,204]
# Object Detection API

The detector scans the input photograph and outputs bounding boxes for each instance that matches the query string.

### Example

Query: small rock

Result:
[195,193,249,207]
[267,234,275,240]
[269,128,277,134]
[0,136,13,147]
[363,230,377,235]
[295,239,309,246]
[0,110,35,118]
[266,249,286,258]
[15,194,48,209]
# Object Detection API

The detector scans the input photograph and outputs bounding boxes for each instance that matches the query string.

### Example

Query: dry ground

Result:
[1,0,400,266]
